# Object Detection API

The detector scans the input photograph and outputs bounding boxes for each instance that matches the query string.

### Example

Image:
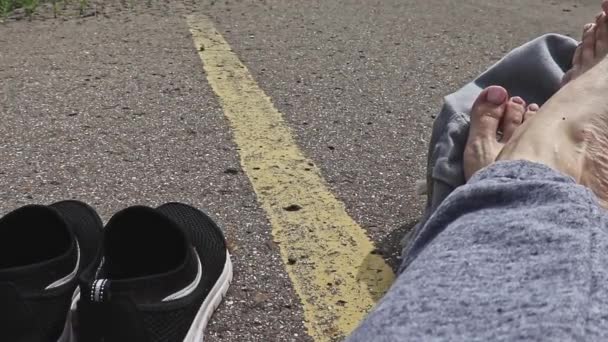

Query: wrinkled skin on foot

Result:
[499,59,608,207]
[498,1,608,207]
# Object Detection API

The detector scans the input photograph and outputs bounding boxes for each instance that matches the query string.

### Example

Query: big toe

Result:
[574,24,595,68]
[464,86,508,180]
[596,13,608,57]
[501,97,526,142]
[582,23,597,66]
[469,86,508,139]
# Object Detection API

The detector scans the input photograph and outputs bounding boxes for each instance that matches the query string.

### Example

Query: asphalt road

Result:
[0,0,599,341]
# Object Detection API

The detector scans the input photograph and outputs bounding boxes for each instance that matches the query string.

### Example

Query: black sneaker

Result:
[77,203,233,342]
[0,201,103,342]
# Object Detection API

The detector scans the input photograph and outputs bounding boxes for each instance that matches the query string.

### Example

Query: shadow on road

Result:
[378,220,419,272]
[355,220,419,302]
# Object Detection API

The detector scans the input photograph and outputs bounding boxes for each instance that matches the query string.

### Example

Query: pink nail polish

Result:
[511,97,524,105]
[486,87,507,105]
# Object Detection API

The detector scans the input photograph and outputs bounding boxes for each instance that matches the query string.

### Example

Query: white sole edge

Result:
[183,251,233,342]
[57,287,80,342]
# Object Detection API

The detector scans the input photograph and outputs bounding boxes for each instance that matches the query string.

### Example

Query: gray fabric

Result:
[345,34,588,341]
[401,34,578,273]
[348,161,608,341]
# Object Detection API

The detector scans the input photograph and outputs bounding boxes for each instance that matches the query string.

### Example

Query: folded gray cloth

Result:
[400,34,578,273]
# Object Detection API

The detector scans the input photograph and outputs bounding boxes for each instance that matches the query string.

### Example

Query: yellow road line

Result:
[187,15,395,341]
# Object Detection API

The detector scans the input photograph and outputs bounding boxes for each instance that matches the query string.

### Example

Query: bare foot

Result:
[562,1,608,84]
[463,86,538,180]
[498,48,608,206]
[562,23,597,85]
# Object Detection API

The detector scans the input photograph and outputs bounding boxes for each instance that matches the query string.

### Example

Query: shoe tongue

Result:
[94,206,197,304]
[0,205,77,294]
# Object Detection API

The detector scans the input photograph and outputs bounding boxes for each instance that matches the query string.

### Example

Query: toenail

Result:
[486,87,507,105]
[511,97,524,105]
[528,103,539,111]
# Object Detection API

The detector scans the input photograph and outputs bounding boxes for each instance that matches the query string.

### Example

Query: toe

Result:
[469,86,508,139]
[500,97,526,142]
[524,103,539,121]
[574,23,594,67]
[465,86,508,180]
[582,23,597,66]
[596,13,608,57]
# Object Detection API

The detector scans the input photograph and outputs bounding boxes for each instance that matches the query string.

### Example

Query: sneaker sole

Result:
[57,287,80,342]
[183,251,233,342]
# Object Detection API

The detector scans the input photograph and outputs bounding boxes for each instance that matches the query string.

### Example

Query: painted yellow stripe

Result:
[187,15,395,341]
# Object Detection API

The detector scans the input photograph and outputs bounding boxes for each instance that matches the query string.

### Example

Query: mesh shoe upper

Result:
[0,201,102,342]
[77,203,229,342]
